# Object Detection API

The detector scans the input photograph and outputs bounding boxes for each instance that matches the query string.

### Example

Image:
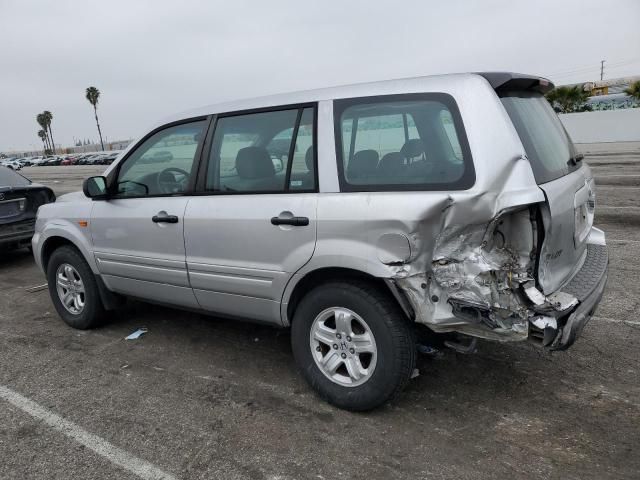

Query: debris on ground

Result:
[125,328,148,340]
[25,283,48,293]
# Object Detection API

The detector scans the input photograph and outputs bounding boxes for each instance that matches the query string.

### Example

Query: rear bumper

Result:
[548,243,609,350]
[0,220,35,247]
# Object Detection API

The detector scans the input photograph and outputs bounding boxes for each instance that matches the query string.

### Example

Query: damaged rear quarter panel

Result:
[294,75,548,338]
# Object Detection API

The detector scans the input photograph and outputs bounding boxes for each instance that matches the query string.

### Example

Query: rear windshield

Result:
[500,92,579,184]
[334,93,475,191]
[0,166,31,186]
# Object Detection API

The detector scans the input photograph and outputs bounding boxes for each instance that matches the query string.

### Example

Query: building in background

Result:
[563,75,640,111]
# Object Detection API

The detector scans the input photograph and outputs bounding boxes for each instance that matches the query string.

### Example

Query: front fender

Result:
[34,221,97,274]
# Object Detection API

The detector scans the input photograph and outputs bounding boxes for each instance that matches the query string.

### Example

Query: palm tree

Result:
[545,86,590,113]
[36,113,51,151]
[85,86,105,151]
[625,81,640,102]
[43,110,56,154]
[37,129,48,152]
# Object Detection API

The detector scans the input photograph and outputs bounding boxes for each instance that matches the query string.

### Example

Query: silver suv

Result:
[33,73,608,410]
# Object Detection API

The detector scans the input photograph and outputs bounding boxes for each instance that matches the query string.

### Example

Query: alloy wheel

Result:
[55,263,86,315]
[309,307,377,387]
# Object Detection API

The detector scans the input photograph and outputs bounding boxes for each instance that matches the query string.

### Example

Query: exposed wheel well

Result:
[41,237,79,272]
[286,267,399,325]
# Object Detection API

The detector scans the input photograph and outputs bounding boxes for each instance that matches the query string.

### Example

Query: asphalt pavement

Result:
[1,144,639,479]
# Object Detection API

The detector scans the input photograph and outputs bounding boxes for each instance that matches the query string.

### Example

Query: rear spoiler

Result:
[478,72,554,94]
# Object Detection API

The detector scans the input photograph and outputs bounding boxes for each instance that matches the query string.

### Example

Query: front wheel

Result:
[46,245,105,329]
[291,281,416,411]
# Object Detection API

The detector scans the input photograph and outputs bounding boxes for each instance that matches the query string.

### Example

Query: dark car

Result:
[140,150,173,164]
[0,166,55,250]
[103,153,119,165]
[87,154,108,165]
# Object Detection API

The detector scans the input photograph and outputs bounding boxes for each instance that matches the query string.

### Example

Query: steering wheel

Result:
[157,167,189,194]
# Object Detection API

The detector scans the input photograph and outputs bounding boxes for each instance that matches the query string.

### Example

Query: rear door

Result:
[183,106,318,324]
[500,92,594,294]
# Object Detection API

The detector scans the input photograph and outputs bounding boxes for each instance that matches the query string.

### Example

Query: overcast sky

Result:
[1,0,639,152]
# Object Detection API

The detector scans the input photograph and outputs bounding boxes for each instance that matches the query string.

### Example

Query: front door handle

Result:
[271,216,309,226]
[152,212,179,224]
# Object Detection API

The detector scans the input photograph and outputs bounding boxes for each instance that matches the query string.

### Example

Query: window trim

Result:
[333,93,475,192]
[106,115,212,200]
[194,102,319,196]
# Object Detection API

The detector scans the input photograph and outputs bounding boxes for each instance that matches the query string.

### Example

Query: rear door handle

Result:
[271,216,309,226]
[152,212,179,224]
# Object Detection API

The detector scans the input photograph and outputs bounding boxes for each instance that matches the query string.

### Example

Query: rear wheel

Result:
[291,281,416,411]
[47,246,105,329]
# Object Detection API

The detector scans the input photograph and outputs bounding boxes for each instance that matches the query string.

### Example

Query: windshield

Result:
[0,166,31,186]
[500,92,579,184]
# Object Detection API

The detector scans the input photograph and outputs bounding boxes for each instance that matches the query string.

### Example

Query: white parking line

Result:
[0,385,177,480]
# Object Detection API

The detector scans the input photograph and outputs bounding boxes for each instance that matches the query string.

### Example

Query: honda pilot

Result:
[33,72,608,410]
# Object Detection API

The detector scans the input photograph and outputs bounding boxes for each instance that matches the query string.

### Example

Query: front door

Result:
[184,106,318,324]
[91,119,208,308]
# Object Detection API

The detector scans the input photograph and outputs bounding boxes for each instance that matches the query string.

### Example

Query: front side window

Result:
[334,94,474,191]
[116,120,206,197]
[205,106,316,193]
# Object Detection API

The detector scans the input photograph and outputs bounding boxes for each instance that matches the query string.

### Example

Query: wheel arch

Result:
[282,266,406,327]
[38,228,97,275]
[40,233,124,311]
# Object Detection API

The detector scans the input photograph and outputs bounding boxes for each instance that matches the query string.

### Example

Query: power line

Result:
[545,56,640,78]
[550,62,640,83]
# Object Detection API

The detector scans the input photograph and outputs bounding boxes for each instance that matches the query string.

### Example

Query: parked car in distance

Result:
[28,156,45,166]
[33,72,608,411]
[104,152,121,164]
[1,159,22,170]
[140,150,173,164]
[0,166,55,250]
[44,157,61,166]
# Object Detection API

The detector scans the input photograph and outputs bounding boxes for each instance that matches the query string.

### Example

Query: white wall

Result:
[560,109,640,143]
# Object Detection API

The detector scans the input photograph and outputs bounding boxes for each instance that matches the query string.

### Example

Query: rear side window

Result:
[334,93,474,191]
[500,92,579,184]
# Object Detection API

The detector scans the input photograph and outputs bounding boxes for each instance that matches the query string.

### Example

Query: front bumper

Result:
[0,219,35,247]
[547,243,609,350]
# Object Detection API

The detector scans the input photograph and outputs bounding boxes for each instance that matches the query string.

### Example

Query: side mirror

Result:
[83,176,108,200]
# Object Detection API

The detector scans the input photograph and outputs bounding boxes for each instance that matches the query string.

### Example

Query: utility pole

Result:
[600,60,605,81]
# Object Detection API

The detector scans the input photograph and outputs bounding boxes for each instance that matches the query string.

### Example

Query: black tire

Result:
[291,281,416,411]
[46,245,105,329]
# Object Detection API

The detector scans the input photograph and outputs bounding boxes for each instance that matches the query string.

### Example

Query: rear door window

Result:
[204,106,316,193]
[500,91,579,184]
[334,93,474,191]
